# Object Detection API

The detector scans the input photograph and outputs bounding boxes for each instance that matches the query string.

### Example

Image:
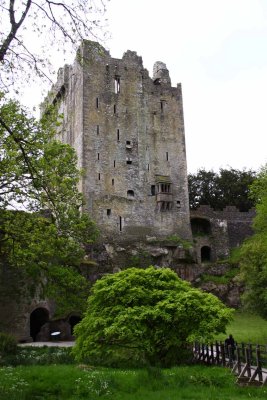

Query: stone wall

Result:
[44,40,192,242]
[190,205,255,263]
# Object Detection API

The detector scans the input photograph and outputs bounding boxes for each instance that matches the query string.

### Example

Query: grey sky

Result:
[18,0,267,173]
[104,0,267,173]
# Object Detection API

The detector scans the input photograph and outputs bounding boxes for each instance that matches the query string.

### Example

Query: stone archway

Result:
[30,307,49,341]
[68,315,81,336]
[201,246,211,262]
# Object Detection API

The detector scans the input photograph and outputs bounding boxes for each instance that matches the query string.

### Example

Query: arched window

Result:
[127,190,134,198]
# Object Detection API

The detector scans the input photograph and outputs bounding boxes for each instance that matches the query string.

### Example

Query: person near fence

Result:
[225,334,236,360]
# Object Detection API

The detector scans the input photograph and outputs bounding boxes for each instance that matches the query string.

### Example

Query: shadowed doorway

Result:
[30,307,49,341]
[201,246,211,262]
[69,315,81,335]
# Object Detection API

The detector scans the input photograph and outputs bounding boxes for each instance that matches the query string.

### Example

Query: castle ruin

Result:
[45,40,192,243]
[0,41,256,342]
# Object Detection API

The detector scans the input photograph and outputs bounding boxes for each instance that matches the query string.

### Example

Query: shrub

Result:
[0,332,17,356]
[73,267,233,367]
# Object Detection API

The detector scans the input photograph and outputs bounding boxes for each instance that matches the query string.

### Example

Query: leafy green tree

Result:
[0,0,108,92]
[188,167,257,211]
[239,165,267,318]
[0,95,98,314]
[73,267,233,367]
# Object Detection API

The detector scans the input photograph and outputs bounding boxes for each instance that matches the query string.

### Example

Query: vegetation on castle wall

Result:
[201,268,240,285]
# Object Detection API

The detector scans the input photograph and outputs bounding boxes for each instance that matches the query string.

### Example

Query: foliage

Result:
[0,0,108,93]
[201,268,239,285]
[0,346,74,367]
[73,267,233,367]
[238,165,267,318]
[188,167,257,211]
[0,95,98,313]
[0,332,17,356]
[1,364,267,400]
[128,250,152,269]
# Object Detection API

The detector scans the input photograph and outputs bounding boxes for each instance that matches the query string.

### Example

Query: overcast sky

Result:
[103,0,267,173]
[19,0,267,174]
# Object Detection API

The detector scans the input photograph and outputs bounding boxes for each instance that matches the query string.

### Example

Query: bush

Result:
[73,267,233,367]
[0,346,75,366]
[0,332,17,356]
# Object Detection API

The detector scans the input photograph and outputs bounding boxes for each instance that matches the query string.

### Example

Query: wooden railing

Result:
[193,342,267,386]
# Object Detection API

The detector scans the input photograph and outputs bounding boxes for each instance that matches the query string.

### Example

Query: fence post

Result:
[228,345,233,368]
[241,342,245,360]
[201,343,205,361]
[256,346,263,383]
[210,343,214,364]
[233,346,242,375]
[205,345,210,364]
[215,341,220,365]
[245,347,251,379]
[221,342,226,367]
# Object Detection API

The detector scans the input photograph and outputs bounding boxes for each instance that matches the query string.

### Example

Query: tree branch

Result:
[0,0,32,62]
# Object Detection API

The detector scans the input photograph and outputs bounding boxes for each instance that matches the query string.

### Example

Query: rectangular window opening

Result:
[112,178,114,186]
[98,173,101,180]
[114,160,116,168]
[107,209,111,216]
[166,152,169,161]
[114,104,116,114]
[96,125,99,134]
[147,164,150,171]
[119,216,122,232]
[96,98,99,108]
[151,185,156,196]
[117,129,120,141]
[160,100,166,113]
[97,153,100,160]
[115,76,120,94]
[126,160,132,165]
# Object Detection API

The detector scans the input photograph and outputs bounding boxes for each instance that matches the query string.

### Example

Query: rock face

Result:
[44,40,192,243]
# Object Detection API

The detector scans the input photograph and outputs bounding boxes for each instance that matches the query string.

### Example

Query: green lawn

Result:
[0,364,267,400]
[216,311,267,344]
[1,312,267,399]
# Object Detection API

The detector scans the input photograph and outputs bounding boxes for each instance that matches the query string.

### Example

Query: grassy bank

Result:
[216,311,267,344]
[0,364,267,400]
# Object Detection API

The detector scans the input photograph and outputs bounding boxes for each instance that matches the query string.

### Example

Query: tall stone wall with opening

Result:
[45,40,192,243]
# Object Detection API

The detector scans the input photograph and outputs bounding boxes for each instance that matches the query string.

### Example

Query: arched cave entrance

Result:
[30,307,49,341]
[201,246,211,262]
[69,315,81,335]
[191,218,211,236]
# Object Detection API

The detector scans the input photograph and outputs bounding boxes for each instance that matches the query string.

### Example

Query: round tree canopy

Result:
[73,267,233,366]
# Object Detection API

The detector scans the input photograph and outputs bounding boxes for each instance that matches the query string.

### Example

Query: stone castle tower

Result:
[45,40,192,242]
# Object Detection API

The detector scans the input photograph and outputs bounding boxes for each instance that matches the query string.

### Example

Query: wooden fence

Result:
[193,342,267,386]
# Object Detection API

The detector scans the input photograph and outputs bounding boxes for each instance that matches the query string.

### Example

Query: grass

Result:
[216,311,267,344]
[1,312,267,399]
[201,268,240,285]
[1,364,267,400]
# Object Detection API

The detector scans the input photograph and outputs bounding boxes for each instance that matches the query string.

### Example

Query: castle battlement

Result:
[46,40,192,242]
